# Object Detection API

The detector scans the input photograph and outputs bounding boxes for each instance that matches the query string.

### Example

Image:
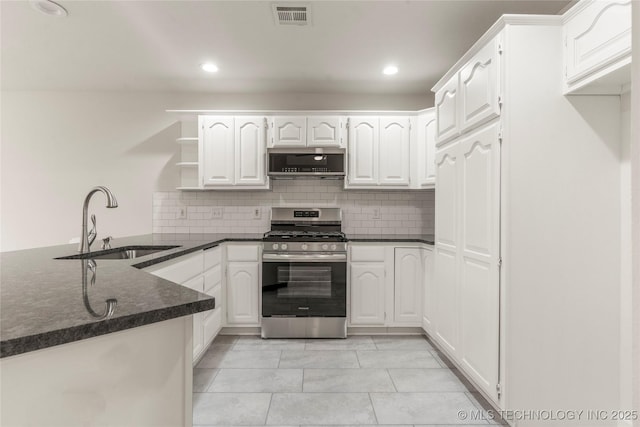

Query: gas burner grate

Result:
[263,230,347,241]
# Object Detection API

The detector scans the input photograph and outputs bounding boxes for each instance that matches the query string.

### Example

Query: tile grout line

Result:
[263,392,274,426]
[204,368,221,392]
[386,368,399,393]
[368,392,381,425]
[354,349,362,368]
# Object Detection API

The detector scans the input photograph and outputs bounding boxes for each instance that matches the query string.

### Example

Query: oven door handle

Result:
[262,253,347,263]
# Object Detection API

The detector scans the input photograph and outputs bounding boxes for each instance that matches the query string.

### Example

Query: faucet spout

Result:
[78,186,118,253]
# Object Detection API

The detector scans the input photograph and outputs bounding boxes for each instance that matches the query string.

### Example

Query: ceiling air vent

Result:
[272,4,310,26]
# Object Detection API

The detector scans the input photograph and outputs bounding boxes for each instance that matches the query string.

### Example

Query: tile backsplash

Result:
[153,180,434,235]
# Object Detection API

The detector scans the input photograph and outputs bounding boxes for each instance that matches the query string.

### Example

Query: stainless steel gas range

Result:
[261,207,347,339]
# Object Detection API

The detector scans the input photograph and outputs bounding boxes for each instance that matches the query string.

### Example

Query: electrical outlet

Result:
[176,206,187,219]
[212,207,223,219]
[372,207,380,219]
[253,208,262,219]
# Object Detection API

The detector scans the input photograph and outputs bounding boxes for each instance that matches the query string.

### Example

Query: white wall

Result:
[632,2,640,424]
[0,90,431,251]
[620,90,633,415]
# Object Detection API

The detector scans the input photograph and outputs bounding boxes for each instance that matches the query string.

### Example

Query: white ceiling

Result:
[1,0,570,95]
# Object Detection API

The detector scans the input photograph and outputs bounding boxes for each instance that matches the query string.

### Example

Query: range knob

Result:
[322,244,329,250]
[331,244,337,250]
[301,244,308,251]
[281,243,288,250]
[272,243,279,250]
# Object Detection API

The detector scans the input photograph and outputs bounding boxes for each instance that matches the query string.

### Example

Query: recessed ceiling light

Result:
[201,63,219,73]
[29,0,68,17]
[383,65,398,75]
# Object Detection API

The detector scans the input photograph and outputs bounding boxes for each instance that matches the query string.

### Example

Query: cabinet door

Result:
[307,116,343,148]
[421,248,434,334]
[434,142,460,355]
[183,275,205,360]
[350,263,386,325]
[379,117,410,187]
[459,34,501,133]
[417,111,437,187]
[235,116,267,186]
[434,75,459,144]
[227,262,260,325]
[270,116,306,148]
[564,0,632,85]
[200,116,235,186]
[458,123,501,403]
[347,117,379,186]
[394,248,422,325]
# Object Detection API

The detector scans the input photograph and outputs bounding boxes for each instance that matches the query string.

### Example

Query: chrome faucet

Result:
[78,186,118,253]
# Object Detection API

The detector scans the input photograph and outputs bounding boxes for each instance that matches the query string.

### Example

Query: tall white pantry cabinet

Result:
[432,15,626,424]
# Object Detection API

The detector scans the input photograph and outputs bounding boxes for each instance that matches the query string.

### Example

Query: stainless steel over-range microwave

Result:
[267,149,345,179]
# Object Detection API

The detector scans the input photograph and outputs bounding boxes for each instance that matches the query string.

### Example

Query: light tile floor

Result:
[193,335,506,426]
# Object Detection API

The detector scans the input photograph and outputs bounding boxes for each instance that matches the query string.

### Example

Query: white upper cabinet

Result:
[346,116,411,189]
[200,116,235,186]
[307,116,344,148]
[235,117,267,186]
[434,75,459,144]
[459,34,501,133]
[563,0,632,94]
[434,32,502,146]
[270,116,344,148]
[379,117,410,186]
[199,115,269,190]
[416,110,437,188]
[347,117,379,186]
[270,116,306,148]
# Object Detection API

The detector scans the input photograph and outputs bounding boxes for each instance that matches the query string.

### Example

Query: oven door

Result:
[262,253,346,317]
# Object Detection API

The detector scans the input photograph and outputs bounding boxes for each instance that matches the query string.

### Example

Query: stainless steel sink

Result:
[56,245,181,260]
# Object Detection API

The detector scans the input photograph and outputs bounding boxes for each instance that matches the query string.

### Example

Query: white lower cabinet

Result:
[349,243,431,328]
[394,248,423,325]
[144,251,210,362]
[202,246,223,348]
[350,263,387,325]
[225,244,261,326]
[144,246,225,363]
[421,247,434,334]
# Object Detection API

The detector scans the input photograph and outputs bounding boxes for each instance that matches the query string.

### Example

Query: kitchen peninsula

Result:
[0,234,254,426]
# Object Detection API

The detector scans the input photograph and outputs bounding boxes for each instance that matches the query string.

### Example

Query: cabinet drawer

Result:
[226,245,260,262]
[203,308,222,345]
[145,251,203,284]
[183,275,205,293]
[434,75,459,144]
[207,283,222,307]
[350,246,386,262]
[459,34,501,133]
[204,246,222,270]
[204,265,222,294]
[564,0,631,85]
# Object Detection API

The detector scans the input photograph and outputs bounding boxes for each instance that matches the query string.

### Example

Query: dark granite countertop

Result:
[0,233,262,358]
[1,232,432,358]
[347,234,435,245]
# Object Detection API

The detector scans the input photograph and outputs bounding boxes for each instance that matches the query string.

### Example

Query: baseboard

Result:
[219,327,261,335]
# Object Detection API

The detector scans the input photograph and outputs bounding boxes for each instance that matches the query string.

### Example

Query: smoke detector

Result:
[272,4,310,26]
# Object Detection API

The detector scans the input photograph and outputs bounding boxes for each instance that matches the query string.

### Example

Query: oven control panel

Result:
[263,242,346,254]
